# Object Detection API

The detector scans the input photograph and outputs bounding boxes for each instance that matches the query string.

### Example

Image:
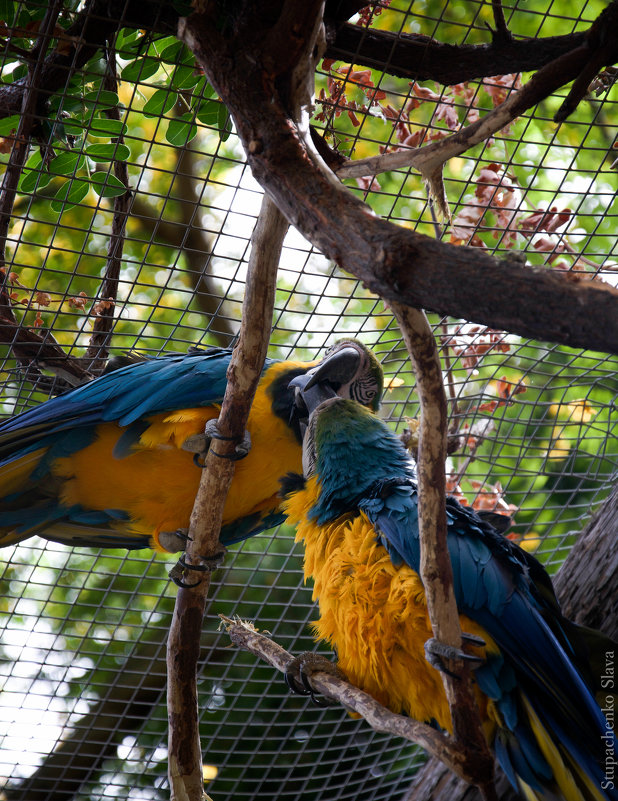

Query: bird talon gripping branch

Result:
[285,651,342,707]
[168,549,227,587]
[424,637,484,679]
[203,418,252,461]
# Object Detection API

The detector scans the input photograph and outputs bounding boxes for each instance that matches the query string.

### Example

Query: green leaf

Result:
[0,0,16,25]
[49,94,84,115]
[196,99,220,126]
[60,117,86,138]
[142,88,177,119]
[0,114,19,135]
[161,41,194,66]
[85,143,131,162]
[115,29,152,59]
[147,35,177,57]
[88,118,128,137]
[89,171,128,198]
[83,90,120,109]
[121,57,160,83]
[50,179,90,213]
[170,64,199,90]
[17,149,47,193]
[159,41,183,63]
[49,151,85,176]
[18,167,52,194]
[165,114,197,147]
[218,104,233,141]
[5,64,27,81]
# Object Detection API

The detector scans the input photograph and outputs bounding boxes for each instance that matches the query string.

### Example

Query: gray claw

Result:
[204,419,251,461]
[158,528,191,553]
[425,636,484,678]
[285,652,343,707]
[182,433,210,456]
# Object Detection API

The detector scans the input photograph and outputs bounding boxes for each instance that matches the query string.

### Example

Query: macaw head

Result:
[298,397,414,523]
[287,339,383,441]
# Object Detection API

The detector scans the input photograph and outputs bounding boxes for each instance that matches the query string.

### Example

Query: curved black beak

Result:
[288,345,362,435]
[297,346,361,393]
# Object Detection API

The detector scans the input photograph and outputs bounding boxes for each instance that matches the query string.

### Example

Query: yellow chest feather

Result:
[284,479,488,731]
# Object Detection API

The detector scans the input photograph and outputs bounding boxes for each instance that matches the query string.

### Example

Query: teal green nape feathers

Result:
[283,398,617,801]
[0,341,383,555]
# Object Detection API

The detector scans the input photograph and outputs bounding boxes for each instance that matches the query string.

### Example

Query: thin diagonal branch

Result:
[335,39,607,182]
[222,616,489,785]
[84,42,130,374]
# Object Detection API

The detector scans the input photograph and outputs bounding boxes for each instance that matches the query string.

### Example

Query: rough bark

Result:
[325,22,588,85]
[392,302,496,798]
[180,4,618,356]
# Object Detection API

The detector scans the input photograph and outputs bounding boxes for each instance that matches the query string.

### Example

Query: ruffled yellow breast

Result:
[284,477,489,731]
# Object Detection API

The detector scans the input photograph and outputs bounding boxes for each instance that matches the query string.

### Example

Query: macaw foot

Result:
[182,420,251,465]
[424,633,485,679]
[284,652,344,707]
[168,548,227,588]
[158,528,191,553]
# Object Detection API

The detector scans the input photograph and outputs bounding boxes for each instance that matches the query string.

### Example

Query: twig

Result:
[335,40,597,184]
[389,302,497,801]
[85,42,130,374]
[0,0,64,315]
[221,616,491,785]
[490,0,511,42]
[165,194,289,801]
[0,315,91,387]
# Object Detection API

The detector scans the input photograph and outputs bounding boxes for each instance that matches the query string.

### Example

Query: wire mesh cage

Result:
[0,0,616,799]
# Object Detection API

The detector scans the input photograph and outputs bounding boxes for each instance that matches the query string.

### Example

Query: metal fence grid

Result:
[0,0,616,799]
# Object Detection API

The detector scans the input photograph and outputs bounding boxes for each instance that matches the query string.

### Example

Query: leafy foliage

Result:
[0,1,615,799]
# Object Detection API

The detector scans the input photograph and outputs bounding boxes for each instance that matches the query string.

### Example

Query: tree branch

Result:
[181,4,618,357]
[336,14,618,183]
[221,616,488,786]
[391,303,496,799]
[165,193,288,800]
[324,17,590,85]
[84,43,129,374]
[0,315,92,387]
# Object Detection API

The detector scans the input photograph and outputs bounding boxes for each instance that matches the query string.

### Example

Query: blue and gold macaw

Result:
[282,397,617,801]
[0,341,382,553]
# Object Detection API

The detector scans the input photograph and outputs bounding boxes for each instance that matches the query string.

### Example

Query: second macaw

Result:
[282,397,617,801]
[0,341,383,553]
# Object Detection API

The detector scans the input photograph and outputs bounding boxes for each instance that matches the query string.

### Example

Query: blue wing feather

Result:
[363,482,616,799]
[0,349,271,450]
